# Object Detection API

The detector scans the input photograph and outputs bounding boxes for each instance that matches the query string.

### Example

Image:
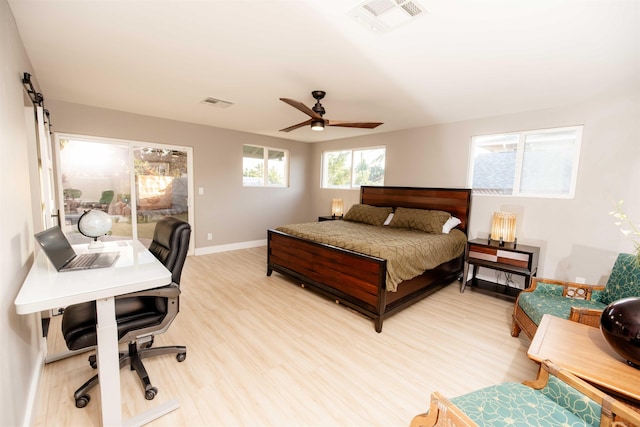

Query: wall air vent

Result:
[201,97,233,108]
[348,0,426,34]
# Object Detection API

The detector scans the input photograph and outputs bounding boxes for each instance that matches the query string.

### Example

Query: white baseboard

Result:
[194,239,266,256]
[22,337,46,427]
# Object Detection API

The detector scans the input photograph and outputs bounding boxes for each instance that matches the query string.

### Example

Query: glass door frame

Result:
[53,132,195,255]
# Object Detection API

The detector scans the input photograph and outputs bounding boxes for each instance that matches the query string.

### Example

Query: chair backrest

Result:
[148,217,191,286]
[99,190,115,204]
[600,253,640,305]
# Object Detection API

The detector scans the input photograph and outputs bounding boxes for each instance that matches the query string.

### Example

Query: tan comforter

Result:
[276,220,467,291]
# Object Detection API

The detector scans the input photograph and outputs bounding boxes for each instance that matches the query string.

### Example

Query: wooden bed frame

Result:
[267,186,472,332]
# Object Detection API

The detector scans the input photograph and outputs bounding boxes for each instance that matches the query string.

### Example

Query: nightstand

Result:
[318,216,343,221]
[462,238,540,297]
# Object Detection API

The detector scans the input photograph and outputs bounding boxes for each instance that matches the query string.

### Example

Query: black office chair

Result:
[61,217,191,408]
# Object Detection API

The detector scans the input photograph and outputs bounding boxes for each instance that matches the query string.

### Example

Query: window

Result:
[468,126,583,198]
[321,146,386,189]
[242,145,289,187]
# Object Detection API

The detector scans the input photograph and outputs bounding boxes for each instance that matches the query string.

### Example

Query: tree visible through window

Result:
[322,147,385,189]
[243,145,288,187]
[468,126,583,198]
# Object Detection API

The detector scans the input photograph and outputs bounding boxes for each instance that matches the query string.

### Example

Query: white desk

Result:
[15,240,177,427]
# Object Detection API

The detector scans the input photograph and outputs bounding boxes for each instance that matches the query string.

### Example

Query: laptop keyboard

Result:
[66,253,100,269]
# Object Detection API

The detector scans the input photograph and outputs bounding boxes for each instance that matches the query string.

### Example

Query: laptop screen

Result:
[34,226,77,270]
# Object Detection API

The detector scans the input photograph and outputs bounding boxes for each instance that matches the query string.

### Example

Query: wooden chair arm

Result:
[537,361,640,427]
[569,307,603,328]
[410,392,477,427]
[530,277,606,300]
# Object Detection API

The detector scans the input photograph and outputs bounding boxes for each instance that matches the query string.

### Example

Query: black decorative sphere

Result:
[600,297,640,369]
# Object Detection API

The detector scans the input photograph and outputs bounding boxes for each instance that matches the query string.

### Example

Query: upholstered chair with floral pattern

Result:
[410,360,640,427]
[511,253,640,339]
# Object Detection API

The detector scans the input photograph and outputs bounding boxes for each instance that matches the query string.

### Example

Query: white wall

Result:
[311,90,640,285]
[0,1,42,425]
[48,89,639,284]
[47,100,313,251]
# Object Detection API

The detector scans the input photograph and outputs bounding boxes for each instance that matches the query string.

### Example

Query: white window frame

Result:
[467,126,583,199]
[242,144,289,187]
[321,146,386,189]
[54,132,195,255]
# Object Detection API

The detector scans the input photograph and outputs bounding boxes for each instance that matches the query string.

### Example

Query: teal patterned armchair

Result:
[511,253,640,339]
[410,360,640,427]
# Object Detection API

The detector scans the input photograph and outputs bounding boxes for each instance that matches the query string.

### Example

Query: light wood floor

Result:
[34,246,539,426]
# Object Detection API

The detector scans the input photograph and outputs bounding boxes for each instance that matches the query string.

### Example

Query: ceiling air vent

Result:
[201,97,233,108]
[348,0,426,34]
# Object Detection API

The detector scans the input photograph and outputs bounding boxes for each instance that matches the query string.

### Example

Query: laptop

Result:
[34,226,120,272]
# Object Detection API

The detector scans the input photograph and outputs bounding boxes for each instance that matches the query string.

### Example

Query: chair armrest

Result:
[116,283,180,300]
[569,307,603,328]
[410,392,476,427]
[530,361,640,427]
[530,277,605,300]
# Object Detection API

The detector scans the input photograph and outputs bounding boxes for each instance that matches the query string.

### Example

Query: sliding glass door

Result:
[59,138,131,241]
[132,146,190,242]
[56,134,193,250]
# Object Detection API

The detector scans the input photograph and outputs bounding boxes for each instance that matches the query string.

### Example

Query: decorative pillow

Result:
[442,216,462,234]
[343,204,393,226]
[388,207,451,234]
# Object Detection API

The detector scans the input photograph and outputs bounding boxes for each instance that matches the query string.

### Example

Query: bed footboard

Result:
[268,229,388,330]
[268,229,464,332]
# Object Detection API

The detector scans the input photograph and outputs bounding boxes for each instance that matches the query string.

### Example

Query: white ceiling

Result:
[9,0,640,143]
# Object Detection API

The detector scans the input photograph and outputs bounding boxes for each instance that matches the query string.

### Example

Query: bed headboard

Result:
[360,186,472,235]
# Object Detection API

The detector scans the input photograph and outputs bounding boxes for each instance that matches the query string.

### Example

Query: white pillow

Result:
[383,212,394,226]
[442,216,461,234]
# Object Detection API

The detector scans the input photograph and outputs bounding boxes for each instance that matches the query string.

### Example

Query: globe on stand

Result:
[78,209,113,249]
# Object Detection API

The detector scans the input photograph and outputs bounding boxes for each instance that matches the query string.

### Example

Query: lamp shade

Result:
[490,212,516,243]
[331,198,344,217]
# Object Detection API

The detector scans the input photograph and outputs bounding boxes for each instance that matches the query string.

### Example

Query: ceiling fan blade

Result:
[279,119,313,132]
[280,98,323,120]
[326,120,383,129]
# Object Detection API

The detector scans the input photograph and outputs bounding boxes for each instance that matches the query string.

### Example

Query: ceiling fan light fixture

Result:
[279,91,381,133]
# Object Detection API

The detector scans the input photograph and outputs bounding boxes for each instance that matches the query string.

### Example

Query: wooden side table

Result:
[318,215,342,221]
[528,314,640,407]
[461,238,539,296]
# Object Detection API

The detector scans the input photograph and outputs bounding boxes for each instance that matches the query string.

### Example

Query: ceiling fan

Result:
[279,90,383,132]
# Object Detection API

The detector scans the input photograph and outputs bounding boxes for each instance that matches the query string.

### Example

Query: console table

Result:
[461,238,539,297]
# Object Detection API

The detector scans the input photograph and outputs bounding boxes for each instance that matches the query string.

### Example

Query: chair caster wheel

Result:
[176,352,186,362]
[75,395,90,408]
[145,387,158,400]
[88,355,97,369]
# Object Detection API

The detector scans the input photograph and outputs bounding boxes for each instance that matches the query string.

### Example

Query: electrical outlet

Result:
[575,276,586,284]
[207,233,212,240]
